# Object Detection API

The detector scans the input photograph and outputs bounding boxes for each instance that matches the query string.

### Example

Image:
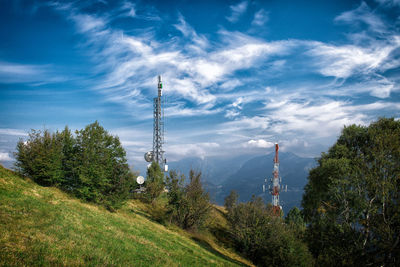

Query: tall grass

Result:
[0,165,251,266]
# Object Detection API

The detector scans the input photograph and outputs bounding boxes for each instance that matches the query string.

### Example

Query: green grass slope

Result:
[0,165,251,266]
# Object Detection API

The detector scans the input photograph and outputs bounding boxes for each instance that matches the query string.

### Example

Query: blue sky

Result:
[0,0,399,174]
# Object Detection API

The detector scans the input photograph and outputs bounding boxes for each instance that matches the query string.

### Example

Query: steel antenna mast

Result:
[144,75,168,172]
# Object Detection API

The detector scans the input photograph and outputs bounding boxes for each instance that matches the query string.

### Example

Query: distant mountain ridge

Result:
[168,154,254,185]
[169,152,316,214]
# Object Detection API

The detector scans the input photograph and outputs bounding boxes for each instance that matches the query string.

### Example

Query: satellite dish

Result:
[136,176,144,185]
[144,151,153,162]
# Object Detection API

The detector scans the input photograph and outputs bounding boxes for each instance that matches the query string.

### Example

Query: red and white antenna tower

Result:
[271,143,281,215]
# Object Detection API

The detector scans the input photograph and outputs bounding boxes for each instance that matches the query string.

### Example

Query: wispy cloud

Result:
[40,0,400,163]
[252,9,269,26]
[0,61,67,85]
[50,3,296,118]
[307,40,399,80]
[0,129,28,136]
[375,0,400,7]
[120,0,136,17]
[167,142,220,160]
[335,2,388,33]
[226,1,249,23]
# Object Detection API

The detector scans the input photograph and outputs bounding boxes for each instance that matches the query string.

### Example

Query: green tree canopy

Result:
[224,190,239,214]
[302,117,400,266]
[165,170,211,230]
[14,129,63,186]
[144,161,165,203]
[73,121,134,209]
[14,121,135,210]
[226,195,314,267]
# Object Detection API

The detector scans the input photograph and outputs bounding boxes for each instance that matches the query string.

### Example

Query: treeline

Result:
[14,121,135,210]
[13,118,400,266]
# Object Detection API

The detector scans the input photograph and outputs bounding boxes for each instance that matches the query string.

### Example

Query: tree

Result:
[165,170,186,225]
[302,118,400,266]
[14,129,63,186]
[224,190,239,214]
[73,121,133,210]
[165,170,211,230]
[226,195,314,266]
[57,126,76,190]
[285,207,304,226]
[285,207,306,238]
[183,170,211,230]
[15,122,135,210]
[144,161,164,203]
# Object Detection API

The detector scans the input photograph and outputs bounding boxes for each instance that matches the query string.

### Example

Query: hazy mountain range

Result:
[169,152,316,214]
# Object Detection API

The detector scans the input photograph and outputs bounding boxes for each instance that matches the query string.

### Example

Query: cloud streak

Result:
[0,61,67,85]
[226,1,249,23]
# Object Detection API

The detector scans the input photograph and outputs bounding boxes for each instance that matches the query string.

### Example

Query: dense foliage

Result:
[302,117,400,266]
[166,170,211,230]
[14,122,135,210]
[144,162,165,203]
[224,192,314,267]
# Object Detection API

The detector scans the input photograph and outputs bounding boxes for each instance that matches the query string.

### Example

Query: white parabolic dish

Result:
[136,176,145,185]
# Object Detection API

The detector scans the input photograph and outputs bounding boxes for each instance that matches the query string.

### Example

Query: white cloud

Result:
[165,103,222,117]
[41,1,400,164]
[307,41,397,79]
[70,13,105,33]
[0,152,12,161]
[120,0,136,17]
[264,96,400,140]
[166,142,220,160]
[375,0,400,7]
[219,116,269,133]
[252,9,269,26]
[0,129,28,136]
[0,61,66,85]
[244,139,274,148]
[58,3,295,114]
[335,2,387,33]
[219,79,243,91]
[226,1,249,23]
[174,14,209,52]
[225,109,241,119]
[268,100,368,137]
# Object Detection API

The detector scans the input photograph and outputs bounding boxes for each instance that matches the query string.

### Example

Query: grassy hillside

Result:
[0,165,252,266]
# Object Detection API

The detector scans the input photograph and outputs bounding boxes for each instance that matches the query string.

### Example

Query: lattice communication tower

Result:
[263,143,283,215]
[144,75,167,171]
